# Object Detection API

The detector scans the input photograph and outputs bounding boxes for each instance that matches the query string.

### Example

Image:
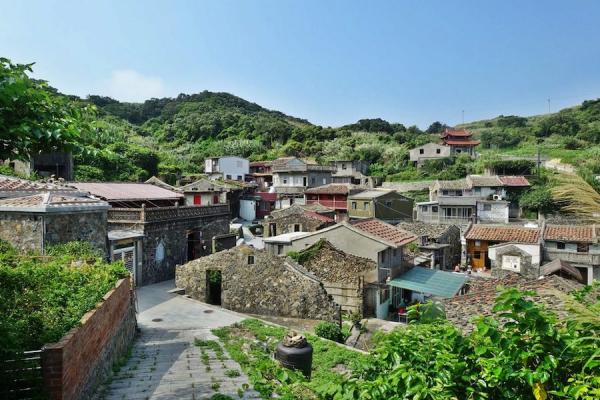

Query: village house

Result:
[175,245,340,322]
[293,240,379,315]
[397,222,462,270]
[464,223,542,270]
[347,189,413,223]
[330,160,380,187]
[264,219,416,319]
[248,161,273,190]
[409,142,452,166]
[415,175,529,224]
[177,178,228,206]
[262,203,335,237]
[69,182,230,286]
[542,224,600,284]
[239,191,278,221]
[304,183,361,220]
[0,192,109,255]
[441,128,480,156]
[4,151,74,181]
[271,157,335,205]
[204,156,249,181]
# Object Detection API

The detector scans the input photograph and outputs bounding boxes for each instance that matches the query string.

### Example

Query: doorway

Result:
[269,223,277,236]
[206,270,222,305]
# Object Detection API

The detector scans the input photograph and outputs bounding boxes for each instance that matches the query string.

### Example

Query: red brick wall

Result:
[41,278,135,400]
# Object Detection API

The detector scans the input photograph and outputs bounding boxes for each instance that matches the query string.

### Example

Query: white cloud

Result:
[103,69,166,102]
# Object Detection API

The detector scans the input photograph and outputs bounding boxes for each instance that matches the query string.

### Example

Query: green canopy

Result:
[388,267,467,298]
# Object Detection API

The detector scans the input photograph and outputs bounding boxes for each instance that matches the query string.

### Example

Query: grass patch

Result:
[212,319,367,399]
[225,369,241,378]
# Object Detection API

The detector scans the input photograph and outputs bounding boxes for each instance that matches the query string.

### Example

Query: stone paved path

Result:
[99,281,260,400]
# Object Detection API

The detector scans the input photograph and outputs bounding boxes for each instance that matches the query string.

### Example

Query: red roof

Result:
[442,128,472,137]
[304,210,335,223]
[465,224,541,244]
[443,139,481,146]
[499,176,530,187]
[544,225,597,243]
[69,182,183,201]
[257,192,277,201]
[351,219,417,247]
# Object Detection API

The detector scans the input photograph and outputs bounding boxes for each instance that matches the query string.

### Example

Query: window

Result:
[474,251,481,259]
[419,149,424,154]
[342,163,347,170]
[436,148,441,154]
[277,245,284,255]
[294,224,301,232]
[283,178,288,184]
[475,240,481,247]
[226,174,232,180]
[422,205,428,212]
[442,190,449,196]
[385,200,392,207]
[577,243,589,253]
[556,242,566,250]
[236,175,242,181]
[483,204,491,211]
[392,249,397,257]
[432,206,438,213]
[474,187,481,195]
[322,178,327,184]
[247,255,254,265]
[351,202,357,209]
[363,202,369,210]
[311,177,316,184]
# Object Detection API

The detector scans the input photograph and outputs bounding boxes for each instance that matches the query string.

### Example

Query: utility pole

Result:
[547,98,551,113]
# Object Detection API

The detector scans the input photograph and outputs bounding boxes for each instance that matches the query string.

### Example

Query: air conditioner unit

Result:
[492,194,502,201]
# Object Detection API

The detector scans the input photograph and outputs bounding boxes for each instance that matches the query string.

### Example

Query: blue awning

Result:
[388,267,467,298]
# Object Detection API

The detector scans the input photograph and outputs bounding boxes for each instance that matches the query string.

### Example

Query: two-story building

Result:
[248,161,273,190]
[415,175,525,224]
[409,143,452,166]
[347,190,414,223]
[304,183,360,220]
[441,128,480,156]
[271,157,335,203]
[204,156,249,181]
[330,160,379,187]
[398,222,462,270]
[264,219,416,319]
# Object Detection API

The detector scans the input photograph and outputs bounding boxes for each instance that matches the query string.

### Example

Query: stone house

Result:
[264,219,417,319]
[464,223,542,270]
[5,152,74,180]
[0,192,109,254]
[409,143,451,166]
[262,204,335,237]
[347,190,413,223]
[177,178,229,206]
[175,245,340,322]
[397,222,461,270]
[271,157,335,203]
[70,182,230,286]
[204,156,249,181]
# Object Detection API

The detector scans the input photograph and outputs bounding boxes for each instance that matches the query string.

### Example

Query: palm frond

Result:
[551,173,600,223]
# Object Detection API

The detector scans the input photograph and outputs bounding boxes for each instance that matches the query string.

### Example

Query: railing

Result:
[108,204,230,223]
[544,250,600,265]
[0,350,45,399]
[416,215,472,224]
[306,199,347,209]
[433,196,480,206]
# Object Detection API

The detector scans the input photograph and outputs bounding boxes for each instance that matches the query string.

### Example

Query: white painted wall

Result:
[205,157,249,180]
[477,201,509,223]
[488,243,541,266]
[240,199,256,221]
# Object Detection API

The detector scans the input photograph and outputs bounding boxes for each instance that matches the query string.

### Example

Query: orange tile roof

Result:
[544,224,596,243]
[305,184,351,195]
[351,219,417,247]
[443,139,481,146]
[304,210,335,223]
[499,176,530,187]
[465,224,541,244]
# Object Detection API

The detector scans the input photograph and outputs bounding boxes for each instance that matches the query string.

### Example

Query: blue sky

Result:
[1,0,599,128]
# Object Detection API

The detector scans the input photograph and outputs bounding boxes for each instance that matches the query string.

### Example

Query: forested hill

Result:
[74,90,600,188]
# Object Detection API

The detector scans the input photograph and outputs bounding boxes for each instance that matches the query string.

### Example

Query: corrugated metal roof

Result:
[69,182,182,201]
[388,267,467,298]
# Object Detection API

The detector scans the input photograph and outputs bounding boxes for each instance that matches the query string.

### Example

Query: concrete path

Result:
[99,281,259,400]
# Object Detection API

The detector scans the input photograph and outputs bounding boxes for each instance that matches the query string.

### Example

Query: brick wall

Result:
[41,278,137,400]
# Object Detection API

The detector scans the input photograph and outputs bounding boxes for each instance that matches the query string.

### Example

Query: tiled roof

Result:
[396,222,455,239]
[178,179,227,193]
[305,184,352,195]
[435,179,470,190]
[444,274,585,333]
[304,210,334,223]
[348,190,393,199]
[0,192,108,212]
[442,128,471,137]
[468,175,503,187]
[0,175,76,193]
[249,161,272,167]
[499,176,530,187]
[68,182,183,201]
[540,259,584,283]
[145,176,176,191]
[465,224,541,244]
[351,219,417,247]
[256,192,277,201]
[443,139,481,145]
[544,224,597,243]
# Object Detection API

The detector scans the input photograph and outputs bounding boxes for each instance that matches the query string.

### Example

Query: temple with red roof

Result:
[441,128,480,156]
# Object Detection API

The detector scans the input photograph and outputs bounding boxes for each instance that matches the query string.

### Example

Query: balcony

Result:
[416,214,472,224]
[108,204,230,223]
[306,199,347,210]
[544,249,600,265]
[434,195,480,206]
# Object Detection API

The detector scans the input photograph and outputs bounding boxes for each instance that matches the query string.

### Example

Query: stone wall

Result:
[0,213,43,252]
[438,225,462,269]
[45,211,108,255]
[111,215,230,286]
[490,244,536,279]
[176,246,340,322]
[262,213,333,238]
[41,278,136,400]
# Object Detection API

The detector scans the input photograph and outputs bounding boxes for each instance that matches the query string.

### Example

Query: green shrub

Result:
[314,321,344,343]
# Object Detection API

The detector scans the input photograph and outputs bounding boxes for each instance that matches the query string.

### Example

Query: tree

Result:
[426,121,447,134]
[0,58,93,161]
